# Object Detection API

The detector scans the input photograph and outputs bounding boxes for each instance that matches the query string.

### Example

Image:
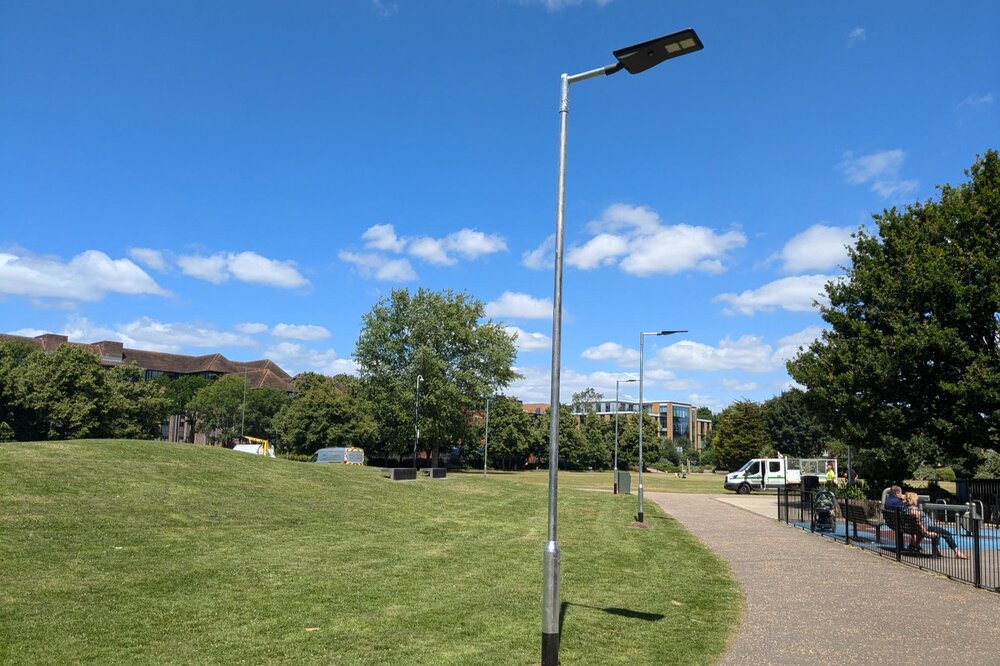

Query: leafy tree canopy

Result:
[762,389,829,459]
[353,288,519,462]
[788,151,1000,483]
[571,387,604,414]
[710,400,773,471]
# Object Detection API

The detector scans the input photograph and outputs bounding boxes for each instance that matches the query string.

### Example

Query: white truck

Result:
[724,457,837,494]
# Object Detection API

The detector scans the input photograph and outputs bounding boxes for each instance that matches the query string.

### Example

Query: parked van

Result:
[724,457,836,494]
[310,447,365,465]
[233,443,276,458]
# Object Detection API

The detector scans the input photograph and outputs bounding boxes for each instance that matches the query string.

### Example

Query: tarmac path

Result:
[646,492,1000,665]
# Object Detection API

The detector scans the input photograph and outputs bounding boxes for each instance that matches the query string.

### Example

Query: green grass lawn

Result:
[475,469,734,495]
[0,441,740,665]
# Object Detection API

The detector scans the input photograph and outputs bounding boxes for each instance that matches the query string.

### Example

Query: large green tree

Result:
[274,373,375,455]
[571,388,604,414]
[16,345,108,440]
[614,413,661,470]
[100,365,171,439]
[353,288,518,464]
[789,151,1000,483]
[0,340,43,440]
[710,400,773,471]
[186,375,288,445]
[479,395,536,470]
[762,389,829,459]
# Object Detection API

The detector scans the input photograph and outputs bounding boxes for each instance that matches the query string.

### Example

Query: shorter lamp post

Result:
[483,396,492,477]
[413,374,423,469]
[613,378,637,494]
[637,330,686,523]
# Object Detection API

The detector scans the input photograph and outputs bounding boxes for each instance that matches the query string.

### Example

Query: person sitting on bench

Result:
[904,492,969,560]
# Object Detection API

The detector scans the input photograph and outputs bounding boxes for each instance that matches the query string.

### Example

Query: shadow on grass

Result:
[559,601,665,632]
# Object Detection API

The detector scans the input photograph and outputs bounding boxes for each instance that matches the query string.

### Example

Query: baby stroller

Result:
[814,490,836,532]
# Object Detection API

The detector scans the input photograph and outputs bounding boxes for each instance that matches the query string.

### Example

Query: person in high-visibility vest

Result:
[825,463,837,489]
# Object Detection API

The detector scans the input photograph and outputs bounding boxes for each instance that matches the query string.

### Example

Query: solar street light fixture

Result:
[541,29,702,666]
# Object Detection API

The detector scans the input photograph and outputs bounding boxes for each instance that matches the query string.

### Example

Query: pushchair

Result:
[814,490,836,532]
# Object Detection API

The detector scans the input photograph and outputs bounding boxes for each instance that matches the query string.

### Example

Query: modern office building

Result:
[522,398,712,451]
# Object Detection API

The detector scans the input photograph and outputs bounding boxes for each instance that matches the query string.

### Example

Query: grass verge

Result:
[0,440,740,665]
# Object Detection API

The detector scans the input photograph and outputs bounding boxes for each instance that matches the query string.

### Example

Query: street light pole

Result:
[541,28,703,666]
[483,396,492,477]
[614,378,637,494]
[637,330,687,523]
[413,374,423,469]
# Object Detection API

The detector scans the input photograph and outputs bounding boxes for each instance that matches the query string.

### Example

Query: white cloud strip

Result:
[779,224,855,273]
[840,149,918,199]
[485,291,553,320]
[565,204,746,277]
[177,251,309,288]
[714,274,837,316]
[0,250,169,302]
[271,323,332,341]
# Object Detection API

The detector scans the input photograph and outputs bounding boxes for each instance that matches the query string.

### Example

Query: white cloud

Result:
[779,224,854,273]
[347,225,506,275]
[714,274,837,316]
[407,237,455,266]
[176,251,309,289]
[0,250,169,302]
[773,325,825,363]
[58,316,256,353]
[840,149,919,199]
[847,27,865,48]
[446,229,508,259]
[657,336,781,373]
[485,291,553,319]
[226,252,309,288]
[507,364,693,405]
[581,342,639,368]
[235,322,269,334]
[522,234,554,270]
[518,0,613,11]
[569,204,746,276]
[371,0,398,18]
[127,247,167,271]
[271,323,332,341]
[566,233,628,269]
[338,251,417,281]
[177,254,228,283]
[958,93,994,108]
[505,326,551,352]
[264,342,358,376]
[362,224,405,252]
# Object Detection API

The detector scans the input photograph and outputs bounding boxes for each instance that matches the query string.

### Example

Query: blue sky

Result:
[1,1,997,412]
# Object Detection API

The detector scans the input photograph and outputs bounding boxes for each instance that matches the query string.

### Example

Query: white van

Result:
[232,443,276,458]
[724,457,836,494]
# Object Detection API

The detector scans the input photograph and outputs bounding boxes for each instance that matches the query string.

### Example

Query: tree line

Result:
[3,151,997,483]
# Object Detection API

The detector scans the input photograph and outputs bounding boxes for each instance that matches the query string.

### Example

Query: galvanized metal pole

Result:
[483,397,491,477]
[413,375,422,469]
[637,332,646,523]
[614,380,621,494]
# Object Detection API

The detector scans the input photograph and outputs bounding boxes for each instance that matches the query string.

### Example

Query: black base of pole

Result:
[542,632,559,665]
[637,511,644,523]
[613,482,618,495]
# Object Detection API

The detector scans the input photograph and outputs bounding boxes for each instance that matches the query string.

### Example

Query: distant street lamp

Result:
[541,28,703,666]
[483,396,492,477]
[637,330,687,523]
[413,374,423,469]
[614,378,637,494]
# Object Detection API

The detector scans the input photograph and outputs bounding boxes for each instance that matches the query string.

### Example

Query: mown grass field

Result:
[0,441,741,665]
[475,469,733,495]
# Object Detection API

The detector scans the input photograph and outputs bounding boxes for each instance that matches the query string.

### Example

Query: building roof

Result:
[0,332,296,392]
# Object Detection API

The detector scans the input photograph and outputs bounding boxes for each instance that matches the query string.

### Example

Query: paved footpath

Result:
[646,492,1000,665]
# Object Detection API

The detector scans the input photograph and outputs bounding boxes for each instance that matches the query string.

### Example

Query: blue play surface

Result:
[787,519,1000,551]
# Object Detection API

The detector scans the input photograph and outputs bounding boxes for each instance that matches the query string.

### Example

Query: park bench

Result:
[881,507,941,557]
[382,468,417,481]
[838,500,883,541]
[419,468,447,479]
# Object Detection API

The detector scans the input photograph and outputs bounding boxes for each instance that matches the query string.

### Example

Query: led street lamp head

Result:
[612,28,703,75]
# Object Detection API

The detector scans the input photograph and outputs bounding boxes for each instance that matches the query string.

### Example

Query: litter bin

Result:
[802,474,820,491]
[616,470,631,495]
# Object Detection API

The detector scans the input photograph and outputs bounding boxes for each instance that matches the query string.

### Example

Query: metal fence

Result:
[777,485,1000,593]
